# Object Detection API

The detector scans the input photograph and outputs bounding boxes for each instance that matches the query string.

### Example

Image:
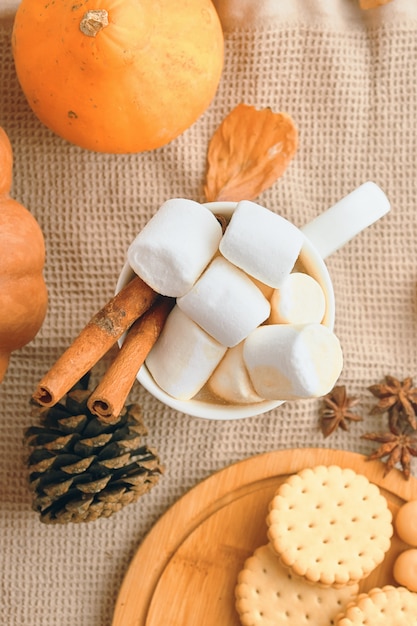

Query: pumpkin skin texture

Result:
[0,127,48,382]
[12,0,224,154]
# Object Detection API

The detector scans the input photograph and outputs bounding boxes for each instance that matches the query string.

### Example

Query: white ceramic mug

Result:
[116,181,390,420]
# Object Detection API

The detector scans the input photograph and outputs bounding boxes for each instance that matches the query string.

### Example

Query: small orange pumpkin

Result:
[0,127,48,382]
[12,0,224,154]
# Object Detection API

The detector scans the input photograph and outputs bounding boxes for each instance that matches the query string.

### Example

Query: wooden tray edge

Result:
[112,447,417,626]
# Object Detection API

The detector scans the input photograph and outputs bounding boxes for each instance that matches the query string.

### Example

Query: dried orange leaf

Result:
[359,0,393,9]
[204,103,298,202]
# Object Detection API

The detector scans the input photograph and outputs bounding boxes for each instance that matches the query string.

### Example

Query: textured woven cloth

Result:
[1,1,417,624]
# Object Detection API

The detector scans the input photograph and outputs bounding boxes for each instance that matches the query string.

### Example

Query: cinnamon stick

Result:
[32,276,158,407]
[87,296,175,423]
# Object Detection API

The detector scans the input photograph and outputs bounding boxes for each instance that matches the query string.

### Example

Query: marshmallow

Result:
[219,200,304,288]
[207,343,264,404]
[127,198,222,297]
[269,272,326,325]
[243,323,343,400]
[177,256,270,347]
[145,306,226,401]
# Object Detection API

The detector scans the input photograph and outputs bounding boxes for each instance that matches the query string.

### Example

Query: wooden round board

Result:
[112,447,417,626]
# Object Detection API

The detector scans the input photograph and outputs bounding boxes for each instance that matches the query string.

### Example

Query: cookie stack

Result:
[235,465,417,625]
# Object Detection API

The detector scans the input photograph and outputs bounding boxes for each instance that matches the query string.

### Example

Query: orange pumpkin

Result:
[12,0,224,154]
[0,127,48,382]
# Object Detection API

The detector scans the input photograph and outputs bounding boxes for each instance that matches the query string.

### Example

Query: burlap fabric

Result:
[1,1,417,623]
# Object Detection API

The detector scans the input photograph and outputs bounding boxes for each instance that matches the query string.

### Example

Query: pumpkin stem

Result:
[0,350,10,384]
[80,9,109,37]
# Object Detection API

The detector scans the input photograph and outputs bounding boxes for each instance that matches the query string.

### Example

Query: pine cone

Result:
[25,376,164,524]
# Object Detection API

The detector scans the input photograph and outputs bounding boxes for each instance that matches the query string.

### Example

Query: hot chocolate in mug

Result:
[116,181,390,420]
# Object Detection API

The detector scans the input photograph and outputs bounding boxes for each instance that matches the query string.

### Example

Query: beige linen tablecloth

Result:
[1,1,417,624]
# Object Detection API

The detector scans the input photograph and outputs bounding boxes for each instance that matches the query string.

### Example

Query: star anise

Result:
[319,385,362,437]
[368,375,417,429]
[362,419,417,479]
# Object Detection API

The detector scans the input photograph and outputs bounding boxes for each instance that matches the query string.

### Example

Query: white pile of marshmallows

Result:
[127,199,343,405]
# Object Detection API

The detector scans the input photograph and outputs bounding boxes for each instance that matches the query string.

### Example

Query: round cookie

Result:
[395,500,417,545]
[266,465,393,587]
[335,585,417,625]
[235,543,359,626]
[393,549,417,591]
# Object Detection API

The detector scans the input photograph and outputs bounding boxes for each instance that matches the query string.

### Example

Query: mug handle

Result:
[300,181,390,259]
